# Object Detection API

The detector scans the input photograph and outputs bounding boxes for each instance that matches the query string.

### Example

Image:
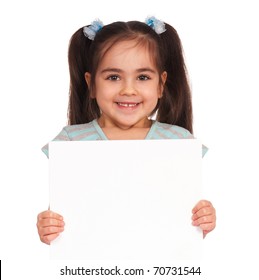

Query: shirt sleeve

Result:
[41,127,70,158]
[202,145,208,158]
[181,127,208,158]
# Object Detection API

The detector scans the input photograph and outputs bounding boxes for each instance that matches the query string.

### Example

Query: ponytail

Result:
[157,23,193,133]
[67,27,100,125]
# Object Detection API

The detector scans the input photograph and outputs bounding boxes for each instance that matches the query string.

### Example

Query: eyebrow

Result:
[100,67,157,74]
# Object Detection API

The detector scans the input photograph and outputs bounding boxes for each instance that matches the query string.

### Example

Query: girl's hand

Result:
[37,210,65,245]
[192,200,216,238]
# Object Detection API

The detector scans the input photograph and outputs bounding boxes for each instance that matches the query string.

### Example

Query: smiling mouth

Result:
[116,102,140,108]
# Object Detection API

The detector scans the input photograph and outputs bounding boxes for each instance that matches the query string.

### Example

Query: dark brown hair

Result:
[68,20,193,133]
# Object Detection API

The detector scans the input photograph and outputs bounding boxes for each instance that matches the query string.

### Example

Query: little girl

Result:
[37,17,216,245]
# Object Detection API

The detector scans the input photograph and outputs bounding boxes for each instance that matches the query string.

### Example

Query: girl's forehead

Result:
[106,39,146,53]
[101,39,157,66]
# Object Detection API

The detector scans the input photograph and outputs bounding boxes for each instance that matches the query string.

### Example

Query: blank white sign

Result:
[49,139,203,260]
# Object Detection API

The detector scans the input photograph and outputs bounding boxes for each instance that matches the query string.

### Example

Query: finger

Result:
[192,214,215,226]
[192,206,215,221]
[40,233,61,245]
[38,218,65,228]
[37,210,64,221]
[192,200,212,214]
[38,226,64,237]
[199,222,216,232]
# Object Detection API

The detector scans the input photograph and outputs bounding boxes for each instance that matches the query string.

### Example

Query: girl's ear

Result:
[85,72,91,87]
[159,71,167,98]
[85,72,95,98]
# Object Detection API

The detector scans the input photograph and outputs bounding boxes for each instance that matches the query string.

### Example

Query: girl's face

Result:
[86,40,167,129]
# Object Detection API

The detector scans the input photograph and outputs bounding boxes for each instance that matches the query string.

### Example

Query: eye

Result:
[138,75,150,81]
[107,75,120,81]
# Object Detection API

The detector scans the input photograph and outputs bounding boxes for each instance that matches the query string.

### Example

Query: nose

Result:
[119,80,137,96]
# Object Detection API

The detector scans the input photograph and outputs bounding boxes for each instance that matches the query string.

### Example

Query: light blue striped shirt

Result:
[42,119,208,158]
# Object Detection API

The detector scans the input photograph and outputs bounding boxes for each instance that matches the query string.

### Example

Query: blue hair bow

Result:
[145,16,166,34]
[83,19,104,40]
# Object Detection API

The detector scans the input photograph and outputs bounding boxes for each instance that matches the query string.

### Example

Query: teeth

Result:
[117,103,138,107]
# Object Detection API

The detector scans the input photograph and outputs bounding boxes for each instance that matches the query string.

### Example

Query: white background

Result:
[0,0,258,279]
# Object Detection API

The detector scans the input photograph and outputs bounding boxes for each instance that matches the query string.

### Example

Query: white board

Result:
[49,139,203,260]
